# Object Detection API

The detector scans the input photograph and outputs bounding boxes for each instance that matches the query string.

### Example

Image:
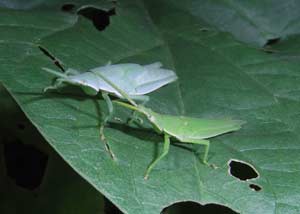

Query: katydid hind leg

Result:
[100,92,116,160]
[181,138,210,165]
[144,134,171,180]
[102,92,114,125]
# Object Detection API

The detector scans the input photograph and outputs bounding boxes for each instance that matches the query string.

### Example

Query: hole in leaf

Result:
[38,46,65,72]
[162,201,239,214]
[4,140,48,190]
[78,7,116,31]
[249,183,262,192]
[262,38,280,53]
[61,3,76,12]
[264,38,281,46]
[228,160,259,181]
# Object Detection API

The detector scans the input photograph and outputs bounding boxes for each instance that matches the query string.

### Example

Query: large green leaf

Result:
[1,0,300,213]
[171,0,300,46]
[0,86,105,214]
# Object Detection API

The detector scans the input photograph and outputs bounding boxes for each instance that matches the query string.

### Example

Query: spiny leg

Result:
[100,92,115,160]
[144,134,170,180]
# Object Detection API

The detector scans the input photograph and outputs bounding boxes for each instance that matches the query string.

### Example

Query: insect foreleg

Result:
[144,134,171,180]
[127,112,144,127]
[43,78,64,92]
[126,95,148,125]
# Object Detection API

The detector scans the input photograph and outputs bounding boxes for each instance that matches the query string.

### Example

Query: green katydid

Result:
[94,72,245,179]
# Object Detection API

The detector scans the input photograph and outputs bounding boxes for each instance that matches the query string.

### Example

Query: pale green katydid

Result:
[94,72,245,179]
[42,62,177,159]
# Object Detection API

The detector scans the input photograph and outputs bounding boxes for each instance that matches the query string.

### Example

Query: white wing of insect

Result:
[43,62,177,98]
[64,62,177,98]
[42,62,178,159]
